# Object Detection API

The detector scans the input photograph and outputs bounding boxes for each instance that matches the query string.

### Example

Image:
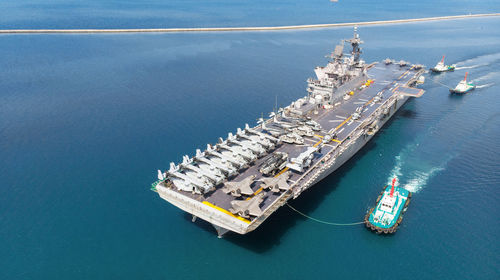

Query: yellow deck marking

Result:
[397,66,414,80]
[253,187,263,195]
[275,167,289,177]
[335,116,352,131]
[314,134,324,138]
[364,96,375,106]
[331,139,341,143]
[313,139,323,147]
[246,166,290,200]
[246,187,263,200]
[398,70,409,80]
[202,201,251,223]
[392,85,400,93]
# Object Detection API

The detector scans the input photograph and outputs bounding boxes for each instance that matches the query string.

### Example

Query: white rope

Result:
[431,78,453,90]
[286,203,364,226]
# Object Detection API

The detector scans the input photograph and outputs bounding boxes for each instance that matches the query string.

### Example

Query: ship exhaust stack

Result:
[390,177,396,197]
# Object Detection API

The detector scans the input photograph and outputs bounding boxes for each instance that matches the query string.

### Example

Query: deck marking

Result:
[314,134,324,138]
[331,139,341,143]
[334,116,352,131]
[202,201,251,223]
[398,70,409,80]
[313,139,323,147]
[275,167,289,177]
[364,96,376,106]
[246,166,289,200]
[246,187,264,200]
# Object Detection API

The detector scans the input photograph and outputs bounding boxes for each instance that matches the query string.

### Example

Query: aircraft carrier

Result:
[151,28,426,237]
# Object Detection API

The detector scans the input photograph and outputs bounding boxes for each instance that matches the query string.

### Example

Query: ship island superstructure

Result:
[152,28,426,237]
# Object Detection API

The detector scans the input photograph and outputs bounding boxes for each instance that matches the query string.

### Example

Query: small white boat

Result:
[450,72,476,94]
[430,55,456,72]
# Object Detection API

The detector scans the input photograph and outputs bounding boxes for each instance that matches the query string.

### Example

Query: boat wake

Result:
[454,64,488,70]
[471,71,498,89]
[398,166,446,193]
[385,65,497,193]
[455,52,500,68]
[475,83,494,89]
[471,71,500,82]
[387,145,451,194]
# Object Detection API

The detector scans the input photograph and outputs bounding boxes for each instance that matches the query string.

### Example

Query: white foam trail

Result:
[402,167,445,193]
[472,71,500,82]
[476,83,494,89]
[387,155,403,183]
[455,52,500,67]
[387,158,447,193]
[386,143,417,188]
[386,140,452,194]
[455,63,488,70]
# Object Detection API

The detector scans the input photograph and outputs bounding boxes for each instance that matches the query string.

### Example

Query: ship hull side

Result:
[241,95,411,235]
[307,95,410,187]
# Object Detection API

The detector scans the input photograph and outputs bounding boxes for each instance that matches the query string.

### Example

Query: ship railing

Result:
[292,115,370,198]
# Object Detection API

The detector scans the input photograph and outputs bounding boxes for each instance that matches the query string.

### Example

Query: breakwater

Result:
[1,13,499,34]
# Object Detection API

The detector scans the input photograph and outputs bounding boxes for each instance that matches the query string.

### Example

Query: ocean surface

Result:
[1,1,500,279]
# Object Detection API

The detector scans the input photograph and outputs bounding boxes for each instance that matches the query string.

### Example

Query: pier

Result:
[0,13,499,34]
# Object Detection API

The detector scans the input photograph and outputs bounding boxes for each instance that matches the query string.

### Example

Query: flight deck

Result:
[153,30,425,236]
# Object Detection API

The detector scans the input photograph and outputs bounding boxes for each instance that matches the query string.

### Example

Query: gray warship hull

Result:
[153,31,425,237]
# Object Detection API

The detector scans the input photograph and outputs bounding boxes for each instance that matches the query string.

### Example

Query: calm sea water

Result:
[1,0,499,29]
[1,2,499,279]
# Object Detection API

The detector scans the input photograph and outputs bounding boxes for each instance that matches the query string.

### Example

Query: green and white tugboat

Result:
[430,55,456,73]
[365,178,411,234]
[449,72,476,94]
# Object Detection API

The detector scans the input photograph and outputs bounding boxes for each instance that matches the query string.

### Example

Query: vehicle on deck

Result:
[259,152,288,176]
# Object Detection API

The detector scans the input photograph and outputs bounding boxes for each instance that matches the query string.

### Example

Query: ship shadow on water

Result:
[398,108,418,119]
[226,141,379,253]
[184,106,411,253]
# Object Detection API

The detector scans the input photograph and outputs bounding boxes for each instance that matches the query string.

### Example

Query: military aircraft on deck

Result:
[229,192,265,218]
[222,175,257,197]
[258,171,292,193]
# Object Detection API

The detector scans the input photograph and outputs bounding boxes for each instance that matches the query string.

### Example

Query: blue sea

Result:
[1,1,499,279]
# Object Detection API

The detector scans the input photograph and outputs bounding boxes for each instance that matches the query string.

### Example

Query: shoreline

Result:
[0,13,499,34]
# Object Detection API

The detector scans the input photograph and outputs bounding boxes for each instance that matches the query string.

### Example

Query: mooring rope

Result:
[430,78,453,90]
[286,203,364,226]
[435,81,453,89]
